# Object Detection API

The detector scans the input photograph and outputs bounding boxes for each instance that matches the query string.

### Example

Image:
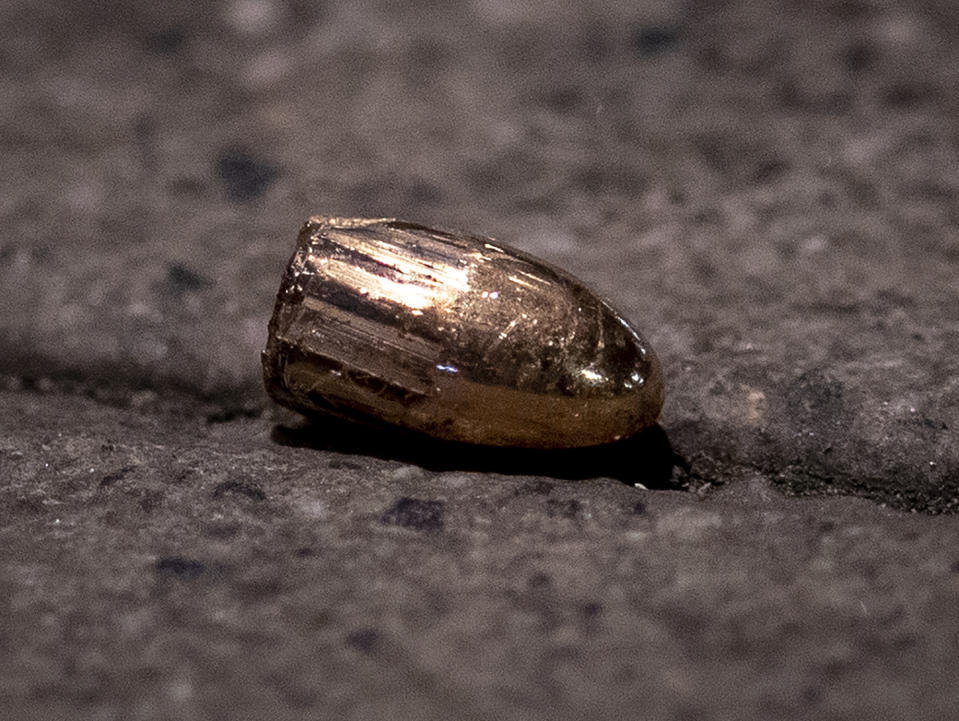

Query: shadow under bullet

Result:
[271,417,687,489]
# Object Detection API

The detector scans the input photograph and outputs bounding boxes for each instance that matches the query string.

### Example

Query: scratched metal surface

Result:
[1,0,958,719]
[262,217,663,446]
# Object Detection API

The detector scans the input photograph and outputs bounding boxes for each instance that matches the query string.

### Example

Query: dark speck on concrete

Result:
[754,158,788,183]
[882,83,937,109]
[633,25,681,56]
[215,147,278,202]
[212,480,267,502]
[380,497,445,532]
[166,263,212,294]
[346,628,381,654]
[407,180,442,204]
[539,87,582,114]
[527,572,552,590]
[581,601,603,618]
[99,465,135,488]
[843,42,875,72]
[154,556,206,580]
[919,417,948,432]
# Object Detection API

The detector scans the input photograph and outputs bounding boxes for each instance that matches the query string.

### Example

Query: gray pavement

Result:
[1,1,958,718]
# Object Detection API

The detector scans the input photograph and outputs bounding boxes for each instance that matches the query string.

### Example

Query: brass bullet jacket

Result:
[262,216,664,448]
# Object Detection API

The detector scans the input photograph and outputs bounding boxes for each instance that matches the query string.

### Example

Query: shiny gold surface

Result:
[262,216,664,448]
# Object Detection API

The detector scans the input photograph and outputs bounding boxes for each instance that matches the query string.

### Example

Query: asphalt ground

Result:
[1,1,957,719]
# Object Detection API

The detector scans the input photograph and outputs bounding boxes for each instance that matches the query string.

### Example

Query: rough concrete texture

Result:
[1,0,958,719]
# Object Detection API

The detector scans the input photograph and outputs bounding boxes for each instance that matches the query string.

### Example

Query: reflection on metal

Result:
[263,216,664,448]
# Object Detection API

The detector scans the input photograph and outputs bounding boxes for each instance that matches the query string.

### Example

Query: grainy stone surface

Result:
[1,0,958,719]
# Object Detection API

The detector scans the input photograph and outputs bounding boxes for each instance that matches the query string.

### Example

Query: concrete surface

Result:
[1,0,958,719]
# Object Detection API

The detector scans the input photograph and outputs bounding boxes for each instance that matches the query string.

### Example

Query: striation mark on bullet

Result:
[262,216,664,448]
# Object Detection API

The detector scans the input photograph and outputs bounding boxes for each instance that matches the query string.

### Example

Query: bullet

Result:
[263,216,664,448]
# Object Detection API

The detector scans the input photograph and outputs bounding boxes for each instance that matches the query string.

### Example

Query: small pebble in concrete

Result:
[215,147,277,202]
